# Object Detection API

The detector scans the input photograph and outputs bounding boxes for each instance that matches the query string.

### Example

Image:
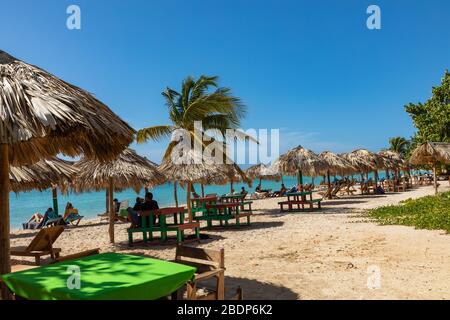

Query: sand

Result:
[10,185,450,300]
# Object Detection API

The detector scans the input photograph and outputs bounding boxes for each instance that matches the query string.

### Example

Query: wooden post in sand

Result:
[108,179,115,243]
[173,182,179,207]
[186,182,192,223]
[0,145,11,299]
[52,187,59,215]
[105,189,110,214]
[432,161,438,195]
[201,183,205,197]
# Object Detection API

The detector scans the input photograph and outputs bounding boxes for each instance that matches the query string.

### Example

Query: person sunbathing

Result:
[271,184,287,197]
[63,202,84,225]
[22,213,44,230]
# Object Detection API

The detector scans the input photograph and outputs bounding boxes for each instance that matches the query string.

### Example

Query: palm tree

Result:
[388,137,410,158]
[137,75,251,205]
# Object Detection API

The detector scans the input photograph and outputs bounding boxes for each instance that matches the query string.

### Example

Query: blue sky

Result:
[1,0,449,163]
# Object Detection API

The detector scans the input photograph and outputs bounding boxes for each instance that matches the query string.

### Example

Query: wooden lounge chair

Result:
[10,226,64,265]
[53,248,100,263]
[174,245,242,300]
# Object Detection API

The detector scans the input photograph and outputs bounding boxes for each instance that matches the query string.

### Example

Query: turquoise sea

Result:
[10,175,299,230]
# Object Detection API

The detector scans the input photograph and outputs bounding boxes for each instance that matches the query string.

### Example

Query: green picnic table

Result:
[0,253,196,300]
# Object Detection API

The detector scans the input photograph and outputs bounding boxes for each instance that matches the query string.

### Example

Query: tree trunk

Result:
[173,182,179,207]
[106,189,110,214]
[187,182,192,223]
[0,144,11,299]
[433,162,438,195]
[52,187,59,215]
[108,179,115,243]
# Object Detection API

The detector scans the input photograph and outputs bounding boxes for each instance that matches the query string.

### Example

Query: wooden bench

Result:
[174,245,243,300]
[278,198,322,212]
[127,207,200,245]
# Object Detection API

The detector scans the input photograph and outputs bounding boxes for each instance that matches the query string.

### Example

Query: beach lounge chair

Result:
[42,209,64,227]
[53,248,100,263]
[174,246,243,300]
[10,226,63,265]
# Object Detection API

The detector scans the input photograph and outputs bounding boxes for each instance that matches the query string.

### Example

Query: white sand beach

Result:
[10,185,450,300]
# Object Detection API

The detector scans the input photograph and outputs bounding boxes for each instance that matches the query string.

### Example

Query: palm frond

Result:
[136,125,174,143]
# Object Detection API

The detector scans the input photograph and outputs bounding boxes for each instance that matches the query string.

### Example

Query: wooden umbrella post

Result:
[108,179,115,243]
[174,181,179,207]
[52,187,59,215]
[0,144,11,299]
[433,161,438,195]
[187,182,192,223]
[201,183,205,197]
[106,189,110,214]
[327,170,332,199]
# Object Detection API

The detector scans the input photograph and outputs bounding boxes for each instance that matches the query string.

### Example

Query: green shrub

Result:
[367,192,450,233]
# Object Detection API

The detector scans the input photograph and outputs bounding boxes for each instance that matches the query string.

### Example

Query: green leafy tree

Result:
[405,70,450,144]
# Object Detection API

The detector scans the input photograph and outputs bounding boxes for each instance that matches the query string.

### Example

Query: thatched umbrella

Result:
[10,158,77,193]
[319,151,356,198]
[378,150,407,180]
[342,149,382,191]
[245,163,281,187]
[409,142,450,194]
[0,50,134,284]
[73,148,165,241]
[10,157,78,214]
[274,145,327,189]
[158,149,245,223]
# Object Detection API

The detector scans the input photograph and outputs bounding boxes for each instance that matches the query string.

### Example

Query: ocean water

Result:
[10,175,300,230]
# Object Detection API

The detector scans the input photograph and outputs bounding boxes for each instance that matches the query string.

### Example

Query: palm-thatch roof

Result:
[10,157,78,193]
[0,50,135,166]
[341,149,380,172]
[378,150,407,169]
[409,142,450,165]
[274,145,327,177]
[319,151,356,175]
[244,163,281,181]
[158,148,248,185]
[73,148,166,193]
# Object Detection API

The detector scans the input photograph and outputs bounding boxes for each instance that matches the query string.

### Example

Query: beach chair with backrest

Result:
[53,248,100,263]
[10,226,64,265]
[174,245,243,300]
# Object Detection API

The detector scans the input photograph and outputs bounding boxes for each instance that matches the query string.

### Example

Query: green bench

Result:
[127,207,200,245]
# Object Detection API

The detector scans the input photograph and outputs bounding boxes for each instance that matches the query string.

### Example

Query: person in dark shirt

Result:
[141,192,159,226]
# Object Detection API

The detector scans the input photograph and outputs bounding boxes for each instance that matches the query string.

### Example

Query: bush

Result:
[368,192,450,233]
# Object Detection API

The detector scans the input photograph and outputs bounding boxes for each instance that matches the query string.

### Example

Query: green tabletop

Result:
[1,253,196,300]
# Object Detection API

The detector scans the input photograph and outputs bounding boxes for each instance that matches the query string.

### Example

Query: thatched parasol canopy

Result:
[159,148,249,221]
[378,150,407,170]
[0,50,135,283]
[245,163,281,181]
[275,145,327,180]
[319,151,356,176]
[409,142,450,194]
[159,148,248,185]
[73,148,165,193]
[409,142,450,165]
[10,157,77,193]
[341,149,379,173]
[0,50,135,166]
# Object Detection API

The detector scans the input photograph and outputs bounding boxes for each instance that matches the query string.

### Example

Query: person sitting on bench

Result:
[127,192,159,228]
